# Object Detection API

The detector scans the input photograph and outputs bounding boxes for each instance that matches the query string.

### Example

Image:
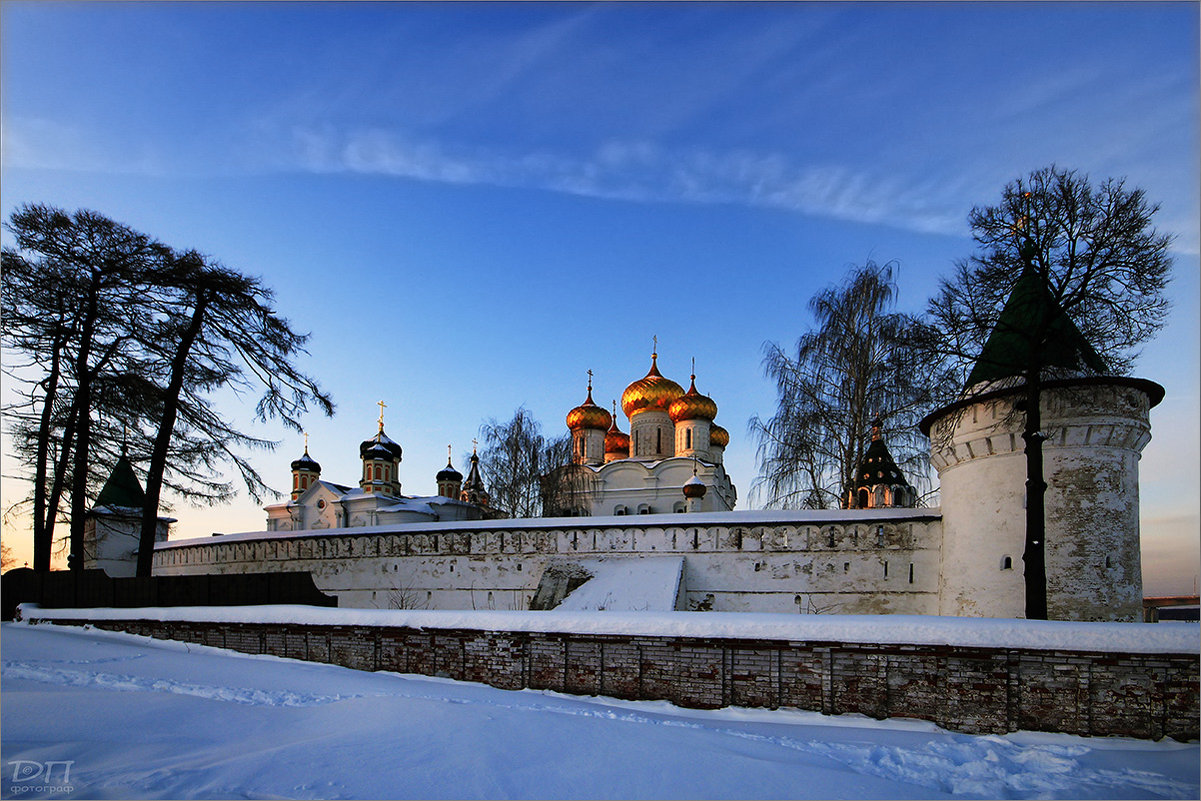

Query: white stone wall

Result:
[929,379,1154,621]
[153,510,942,614]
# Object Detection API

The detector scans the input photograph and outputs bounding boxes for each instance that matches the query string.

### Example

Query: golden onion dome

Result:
[621,353,684,417]
[566,380,612,432]
[709,423,730,448]
[604,401,630,455]
[668,374,718,422]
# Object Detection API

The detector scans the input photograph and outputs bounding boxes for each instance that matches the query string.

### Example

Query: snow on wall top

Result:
[20,604,1198,655]
[156,507,942,549]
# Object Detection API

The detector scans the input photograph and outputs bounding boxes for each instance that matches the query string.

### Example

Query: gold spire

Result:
[377,400,387,432]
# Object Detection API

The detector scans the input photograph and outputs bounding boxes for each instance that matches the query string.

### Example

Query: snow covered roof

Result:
[555,556,685,612]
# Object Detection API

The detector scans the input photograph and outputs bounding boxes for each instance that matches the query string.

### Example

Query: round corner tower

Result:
[924,376,1162,621]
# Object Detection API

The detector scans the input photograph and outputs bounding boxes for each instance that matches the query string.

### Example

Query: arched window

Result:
[374,465,382,481]
[858,489,870,508]
[685,428,692,449]
[1001,555,1013,570]
[614,506,627,516]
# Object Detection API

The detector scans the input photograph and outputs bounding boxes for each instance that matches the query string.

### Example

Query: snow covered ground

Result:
[2,623,1197,800]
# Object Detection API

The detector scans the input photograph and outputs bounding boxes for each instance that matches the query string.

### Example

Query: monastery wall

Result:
[153,510,942,614]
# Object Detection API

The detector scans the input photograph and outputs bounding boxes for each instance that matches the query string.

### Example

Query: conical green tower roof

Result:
[966,268,1108,388]
[94,453,146,510]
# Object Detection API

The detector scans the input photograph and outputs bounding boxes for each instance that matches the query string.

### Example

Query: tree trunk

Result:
[1021,371,1048,620]
[67,282,102,570]
[31,330,65,572]
[137,291,209,577]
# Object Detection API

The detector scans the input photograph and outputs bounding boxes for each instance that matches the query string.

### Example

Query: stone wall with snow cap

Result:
[153,509,942,614]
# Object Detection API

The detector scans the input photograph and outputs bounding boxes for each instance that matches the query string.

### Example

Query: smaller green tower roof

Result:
[966,268,1108,389]
[94,454,146,510]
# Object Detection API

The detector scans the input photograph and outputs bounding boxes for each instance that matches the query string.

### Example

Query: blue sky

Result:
[2,2,1197,594]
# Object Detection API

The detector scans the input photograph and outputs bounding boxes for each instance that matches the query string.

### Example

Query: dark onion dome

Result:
[604,402,630,456]
[362,439,396,462]
[853,418,912,491]
[709,423,729,448]
[566,383,612,432]
[291,447,321,473]
[668,374,718,422]
[436,457,463,483]
[360,428,403,461]
[682,474,707,499]
[621,352,684,417]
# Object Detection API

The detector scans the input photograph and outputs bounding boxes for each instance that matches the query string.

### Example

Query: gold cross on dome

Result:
[303,432,309,452]
[652,334,657,356]
[447,444,452,461]
[587,368,593,390]
[377,400,387,430]
[472,438,478,454]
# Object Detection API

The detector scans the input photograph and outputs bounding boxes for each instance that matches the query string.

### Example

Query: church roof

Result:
[95,454,146,510]
[853,420,912,492]
[966,268,1108,389]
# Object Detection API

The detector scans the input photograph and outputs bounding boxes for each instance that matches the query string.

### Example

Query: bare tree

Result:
[919,165,1173,619]
[2,205,166,570]
[133,250,334,576]
[749,260,939,509]
[1,204,333,576]
[477,408,578,518]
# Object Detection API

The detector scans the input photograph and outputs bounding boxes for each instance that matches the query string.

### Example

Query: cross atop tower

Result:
[587,368,593,390]
[652,334,658,356]
[377,400,387,431]
[303,432,309,453]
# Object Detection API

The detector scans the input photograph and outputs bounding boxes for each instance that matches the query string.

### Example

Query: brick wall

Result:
[36,617,1198,741]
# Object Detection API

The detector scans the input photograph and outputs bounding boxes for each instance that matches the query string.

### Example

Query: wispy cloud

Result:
[287,126,972,237]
